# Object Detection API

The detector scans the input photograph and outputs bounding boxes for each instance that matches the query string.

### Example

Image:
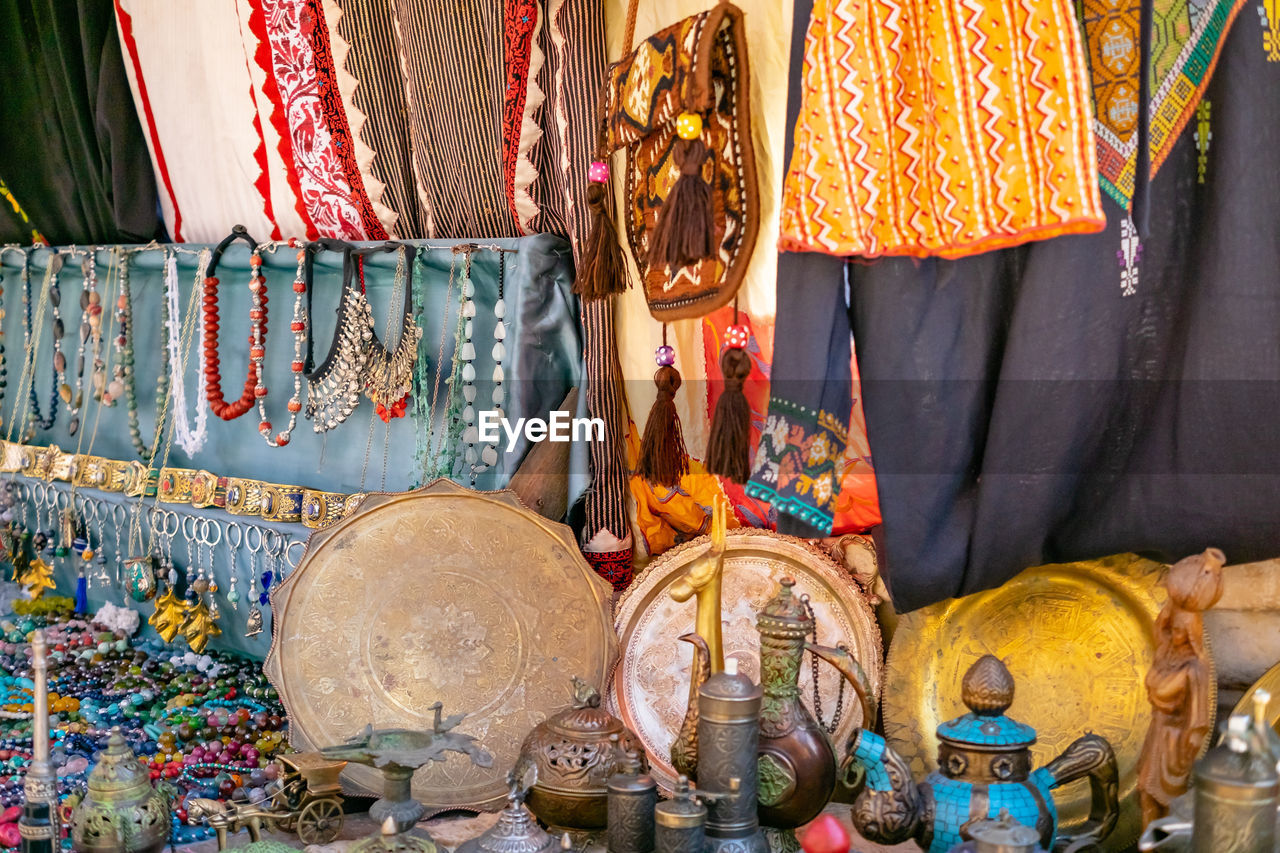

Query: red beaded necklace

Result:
[202,227,267,421]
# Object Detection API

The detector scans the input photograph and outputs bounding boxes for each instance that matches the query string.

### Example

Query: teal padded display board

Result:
[0,234,584,657]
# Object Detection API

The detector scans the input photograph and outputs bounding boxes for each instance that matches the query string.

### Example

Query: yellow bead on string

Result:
[676,112,703,140]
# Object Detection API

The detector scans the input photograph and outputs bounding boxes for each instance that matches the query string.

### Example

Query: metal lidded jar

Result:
[607,739,657,853]
[1191,715,1279,853]
[520,678,644,829]
[69,729,170,853]
[698,658,768,853]
[655,776,706,853]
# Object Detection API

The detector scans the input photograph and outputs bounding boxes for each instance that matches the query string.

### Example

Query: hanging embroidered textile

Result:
[1078,0,1246,209]
[0,0,160,244]
[779,0,1104,259]
[111,0,384,243]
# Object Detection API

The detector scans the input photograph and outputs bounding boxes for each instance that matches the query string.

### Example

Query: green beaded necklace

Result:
[116,253,172,459]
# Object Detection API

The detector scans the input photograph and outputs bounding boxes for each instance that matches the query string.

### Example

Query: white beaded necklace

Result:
[166,249,209,456]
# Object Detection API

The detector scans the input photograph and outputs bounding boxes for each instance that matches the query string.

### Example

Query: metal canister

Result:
[698,659,768,853]
[655,776,706,853]
[1191,715,1279,853]
[607,742,657,853]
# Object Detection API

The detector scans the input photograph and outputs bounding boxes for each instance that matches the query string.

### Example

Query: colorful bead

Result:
[724,324,750,349]
[676,112,703,140]
[655,345,676,366]
[588,160,610,183]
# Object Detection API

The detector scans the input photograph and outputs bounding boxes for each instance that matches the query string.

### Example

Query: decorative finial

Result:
[961,654,1014,716]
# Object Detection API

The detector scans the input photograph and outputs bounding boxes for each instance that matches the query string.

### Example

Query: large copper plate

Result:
[884,554,1188,852]
[1230,660,1280,731]
[264,480,616,811]
[608,529,882,791]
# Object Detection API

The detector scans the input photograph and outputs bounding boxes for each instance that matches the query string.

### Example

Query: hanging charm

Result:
[124,555,157,602]
[1118,214,1142,297]
[647,112,715,271]
[638,329,689,487]
[573,159,630,299]
[19,555,55,599]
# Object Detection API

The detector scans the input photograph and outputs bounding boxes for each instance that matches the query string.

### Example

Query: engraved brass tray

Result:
[883,554,1181,852]
[607,529,882,792]
[264,479,617,811]
[1231,659,1280,730]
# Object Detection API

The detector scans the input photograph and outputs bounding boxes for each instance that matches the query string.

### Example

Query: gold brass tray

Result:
[884,554,1179,852]
[1231,660,1280,730]
[264,479,617,812]
[607,528,882,792]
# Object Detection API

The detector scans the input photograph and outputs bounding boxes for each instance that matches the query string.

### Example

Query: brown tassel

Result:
[647,137,715,271]
[573,183,629,299]
[705,347,753,483]
[638,364,689,487]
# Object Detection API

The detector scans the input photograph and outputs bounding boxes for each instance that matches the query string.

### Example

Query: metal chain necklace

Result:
[363,246,421,422]
[305,247,374,432]
[167,248,210,456]
[802,595,846,734]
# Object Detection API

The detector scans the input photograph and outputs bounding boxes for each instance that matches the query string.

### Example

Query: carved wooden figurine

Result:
[1137,547,1225,827]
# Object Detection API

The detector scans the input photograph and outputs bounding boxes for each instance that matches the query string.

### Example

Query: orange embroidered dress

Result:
[780,0,1105,258]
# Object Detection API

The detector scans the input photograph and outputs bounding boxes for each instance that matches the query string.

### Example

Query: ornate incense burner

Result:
[518,677,643,829]
[70,730,170,853]
[842,655,1120,853]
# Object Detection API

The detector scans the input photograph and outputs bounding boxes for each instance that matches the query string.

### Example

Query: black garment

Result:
[0,0,162,244]
[851,13,1280,611]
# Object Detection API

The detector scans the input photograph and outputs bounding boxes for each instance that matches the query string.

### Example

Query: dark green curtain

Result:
[0,0,162,244]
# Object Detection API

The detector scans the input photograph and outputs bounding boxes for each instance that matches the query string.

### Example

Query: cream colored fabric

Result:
[605,0,792,453]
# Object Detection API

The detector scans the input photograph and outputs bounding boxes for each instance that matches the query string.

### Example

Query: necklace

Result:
[203,234,265,421]
[256,240,307,446]
[117,252,172,458]
[305,246,374,433]
[364,245,421,422]
[0,249,16,426]
[49,252,69,419]
[66,250,104,437]
[475,254,507,476]
[168,249,210,456]
[458,254,478,480]
[23,252,58,432]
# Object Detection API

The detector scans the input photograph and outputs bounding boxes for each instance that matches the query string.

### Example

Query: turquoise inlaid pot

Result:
[839,655,1122,853]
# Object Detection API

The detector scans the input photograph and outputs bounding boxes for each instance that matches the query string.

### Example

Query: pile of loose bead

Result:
[0,602,287,850]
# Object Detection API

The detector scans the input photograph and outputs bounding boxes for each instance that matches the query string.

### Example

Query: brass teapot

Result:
[835,655,1120,853]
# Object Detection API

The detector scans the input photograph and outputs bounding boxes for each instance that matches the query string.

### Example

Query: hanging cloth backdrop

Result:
[847,14,1280,612]
[0,0,161,245]
[112,0,604,246]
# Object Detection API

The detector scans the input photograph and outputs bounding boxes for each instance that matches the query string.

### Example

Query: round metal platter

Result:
[607,528,882,792]
[883,554,1187,852]
[264,479,617,811]
[1230,659,1280,731]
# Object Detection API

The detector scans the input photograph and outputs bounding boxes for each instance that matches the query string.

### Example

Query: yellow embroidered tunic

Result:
[780,0,1105,258]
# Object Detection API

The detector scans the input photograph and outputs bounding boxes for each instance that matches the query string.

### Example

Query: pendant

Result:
[180,599,221,653]
[19,556,55,600]
[125,556,157,602]
[244,605,264,638]
[149,587,187,644]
